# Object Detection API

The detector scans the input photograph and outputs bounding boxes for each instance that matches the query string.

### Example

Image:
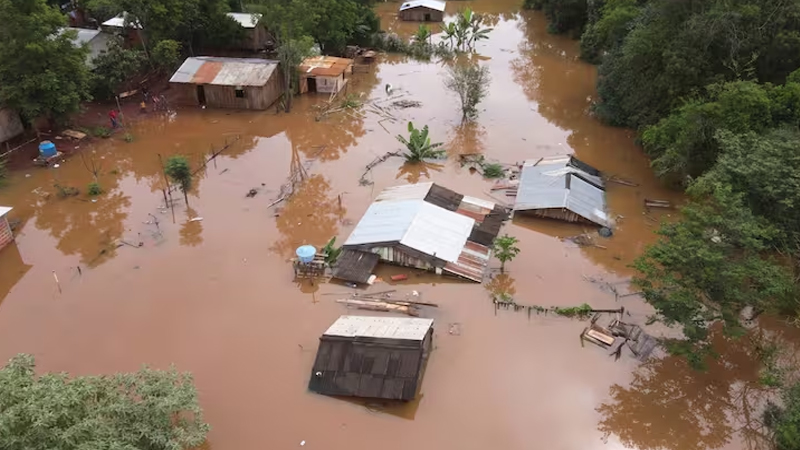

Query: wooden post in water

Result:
[157,153,176,222]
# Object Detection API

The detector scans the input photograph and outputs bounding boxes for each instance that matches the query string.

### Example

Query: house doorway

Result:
[308,78,317,93]
[424,13,431,21]
[196,85,206,105]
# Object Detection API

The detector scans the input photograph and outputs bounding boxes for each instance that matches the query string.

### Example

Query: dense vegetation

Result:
[530,0,800,442]
[0,354,209,449]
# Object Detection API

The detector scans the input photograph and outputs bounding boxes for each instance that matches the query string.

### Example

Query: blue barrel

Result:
[296,245,316,263]
[39,141,57,158]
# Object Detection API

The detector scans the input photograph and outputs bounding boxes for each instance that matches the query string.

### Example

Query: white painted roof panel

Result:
[227,12,260,28]
[399,0,446,12]
[0,206,11,217]
[375,182,433,202]
[324,316,434,341]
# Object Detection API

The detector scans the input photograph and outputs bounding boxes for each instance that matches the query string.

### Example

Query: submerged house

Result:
[398,0,446,21]
[308,315,434,401]
[226,12,269,50]
[332,182,508,284]
[298,56,354,94]
[169,57,283,110]
[512,155,610,227]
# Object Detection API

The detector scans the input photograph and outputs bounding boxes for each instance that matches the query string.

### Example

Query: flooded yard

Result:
[0,1,767,449]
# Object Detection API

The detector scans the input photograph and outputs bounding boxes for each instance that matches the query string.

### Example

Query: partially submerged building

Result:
[226,12,269,51]
[398,0,446,21]
[308,315,434,401]
[298,56,353,94]
[512,155,609,227]
[332,182,508,284]
[0,109,23,144]
[64,28,114,68]
[169,57,283,110]
[0,207,14,251]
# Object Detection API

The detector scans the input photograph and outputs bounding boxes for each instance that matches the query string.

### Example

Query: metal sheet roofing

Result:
[514,155,609,227]
[375,182,433,202]
[299,56,353,77]
[169,57,278,86]
[344,199,475,263]
[324,316,434,341]
[399,0,446,11]
[0,206,11,217]
[102,12,141,29]
[227,12,260,28]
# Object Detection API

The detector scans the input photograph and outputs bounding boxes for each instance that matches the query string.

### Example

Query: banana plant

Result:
[396,122,446,162]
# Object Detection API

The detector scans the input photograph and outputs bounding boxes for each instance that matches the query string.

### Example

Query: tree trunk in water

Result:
[284,66,292,113]
[183,188,189,207]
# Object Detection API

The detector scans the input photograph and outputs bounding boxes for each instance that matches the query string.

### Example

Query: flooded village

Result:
[0,1,794,450]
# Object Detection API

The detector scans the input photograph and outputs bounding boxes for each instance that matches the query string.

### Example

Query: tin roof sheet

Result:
[514,155,609,227]
[324,316,434,341]
[399,0,446,11]
[299,56,353,77]
[344,199,474,263]
[226,12,260,28]
[375,182,433,202]
[102,12,141,29]
[169,57,278,86]
[0,206,11,217]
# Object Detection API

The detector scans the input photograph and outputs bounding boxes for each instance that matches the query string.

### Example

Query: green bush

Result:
[151,39,181,73]
[87,182,103,196]
[92,126,112,138]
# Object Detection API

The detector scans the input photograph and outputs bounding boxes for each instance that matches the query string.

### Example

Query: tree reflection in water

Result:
[597,328,775,450]
[447,121,488,156]
[395,161,445,183]
[179,208,203,247]
[271,174,346,258]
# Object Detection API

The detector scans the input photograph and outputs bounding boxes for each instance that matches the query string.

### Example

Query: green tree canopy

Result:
[0,354,209,450]
[0,0,92,125]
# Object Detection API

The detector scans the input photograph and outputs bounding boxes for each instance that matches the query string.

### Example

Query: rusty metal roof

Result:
[299,56,353,77]
[444,241,492,282]
[169,57,279,86]
[324,316,434,341]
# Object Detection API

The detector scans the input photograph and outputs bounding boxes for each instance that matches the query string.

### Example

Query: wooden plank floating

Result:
[644,199,672,209]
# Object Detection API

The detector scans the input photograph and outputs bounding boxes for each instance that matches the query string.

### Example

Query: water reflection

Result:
[179,208,203,247]
[447,122,487,155]
[597,329,773,450]
[395,161,444,183]
[0,243,32,303]
[271,174,346,257]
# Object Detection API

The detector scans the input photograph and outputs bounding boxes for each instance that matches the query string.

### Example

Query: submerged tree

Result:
[0,354,209,449]
[396,122,446,162]
[493,234,520,273]
[444,63,491,120]
[277,36,316,113]
[165,155,193,206]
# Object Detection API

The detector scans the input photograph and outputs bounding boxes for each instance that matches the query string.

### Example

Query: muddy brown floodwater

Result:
[0,1,779,450]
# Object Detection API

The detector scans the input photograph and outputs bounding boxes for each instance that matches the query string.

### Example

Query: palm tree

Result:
[396,122,446,162]
[413,24,432,45]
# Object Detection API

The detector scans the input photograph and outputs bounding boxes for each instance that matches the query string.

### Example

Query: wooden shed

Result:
[0,207,14,251]
[308,316,434,401]
[298,56,354,94]
[169,57,283,110]
[227,13,270,51]
[398,0,446,22]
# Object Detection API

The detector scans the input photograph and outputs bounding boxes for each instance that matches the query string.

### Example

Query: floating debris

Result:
[391,99,422,108]
[644,199,672,209]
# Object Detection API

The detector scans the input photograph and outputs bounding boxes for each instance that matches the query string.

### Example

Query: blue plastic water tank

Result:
[39,141,57,158]
[296,245,316,263]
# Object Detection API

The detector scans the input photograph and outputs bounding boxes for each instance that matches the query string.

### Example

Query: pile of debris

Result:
[580,311,659,361]
[334,290,437,317]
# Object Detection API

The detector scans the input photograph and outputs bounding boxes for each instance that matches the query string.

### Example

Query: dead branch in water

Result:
[359,151,401,185]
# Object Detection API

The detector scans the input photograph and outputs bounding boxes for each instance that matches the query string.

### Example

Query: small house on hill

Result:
[308,315,434,401]
[513,155,609,227]
[64,28,113,68]
[100,12,141,46]
[298,56,353,94]
[169,57,283,110]
[0,109,23,144]
[226,12,270,51]
[332,182,508,284]
[398,0,446,22]
[0,207,14,251]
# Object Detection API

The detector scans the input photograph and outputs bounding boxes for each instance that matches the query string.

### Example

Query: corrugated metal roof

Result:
[101,12,141,29]
[443,241,492,282]
[0,206,12,217]
[375,182,433,202]
[227,12,260,28]
[330,249,380,284]
[324,316,434,341]
[299,56,353,77]
[513,155,609,227]
[399,0,446,11]
[169,57,278,86]
[344,199,474,263]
